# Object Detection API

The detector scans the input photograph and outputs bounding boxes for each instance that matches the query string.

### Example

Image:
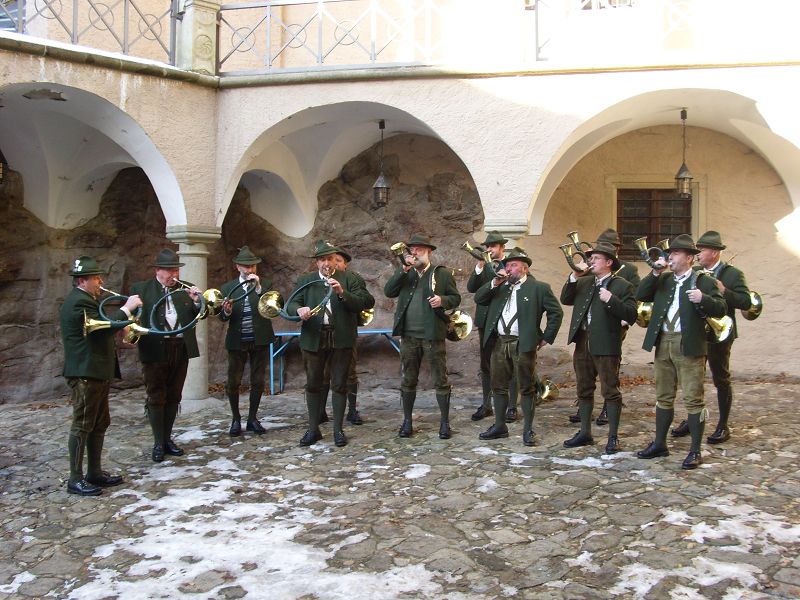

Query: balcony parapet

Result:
[3,0,800,79]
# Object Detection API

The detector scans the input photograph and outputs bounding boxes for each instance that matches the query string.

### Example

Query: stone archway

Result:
[217,101,448,237]
[528,88,800,236]
[0,82,185,229]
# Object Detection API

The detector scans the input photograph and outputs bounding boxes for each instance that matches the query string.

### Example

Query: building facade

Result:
[1,0,798,401]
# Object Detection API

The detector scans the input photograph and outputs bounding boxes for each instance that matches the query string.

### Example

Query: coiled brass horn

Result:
[270,268,335,322]
[461,241,487,262]
[461,241,497,277]
[390,242,411,267]
[559,231,592,273]
[144,279,208,337]
[691,270,734,342]
[85,311,145,345]
[559,244,584,273]
[172,278,225,320]
[88,286,142,342]
[633,236,670,269]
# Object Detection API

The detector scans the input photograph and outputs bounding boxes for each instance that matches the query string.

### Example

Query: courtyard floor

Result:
[1,379,799,599]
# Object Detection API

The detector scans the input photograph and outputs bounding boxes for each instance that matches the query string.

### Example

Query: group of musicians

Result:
[60,228,753,495]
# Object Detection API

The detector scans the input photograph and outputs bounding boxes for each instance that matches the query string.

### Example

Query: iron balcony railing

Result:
[9,0,779,77]
[217,0,449,74]
[216,0,644,75]
[0,0,178,64]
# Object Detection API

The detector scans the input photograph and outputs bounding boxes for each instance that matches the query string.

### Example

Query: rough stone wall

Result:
[0,167,169,403]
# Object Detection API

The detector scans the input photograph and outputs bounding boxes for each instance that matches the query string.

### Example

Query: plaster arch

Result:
[0,82,185,229]
[528,88,800,235]
[219,101,450,237]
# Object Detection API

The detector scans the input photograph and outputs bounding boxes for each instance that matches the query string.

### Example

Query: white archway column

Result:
[483,220,530,248]
[167,224,221,411]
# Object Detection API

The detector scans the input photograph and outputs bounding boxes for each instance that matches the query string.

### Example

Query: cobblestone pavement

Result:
[1,379,799,599]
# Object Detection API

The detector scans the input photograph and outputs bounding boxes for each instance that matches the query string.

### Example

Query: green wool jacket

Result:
[467,265,494,329]
[218,277,276,350]
[130,278,200,363]
[475,276,563,353]
[60,287,126,380]
[579,260,641,288]
[636,270,727,356]
[286,269,375,351]
[704,262,752,342]
[560,274,638,356]
[384,265,461,341]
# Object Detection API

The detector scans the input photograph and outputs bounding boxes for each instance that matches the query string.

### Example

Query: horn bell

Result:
[358,307,375,327]
[83,311,113,337]
[706,315,733,342]
[741,291,763,321]
[123,323,150,345]
[202,288,225,318]
[636,302,653,328]
[539,379,559,401]
[446,310,473,342]
[257,290,284,319]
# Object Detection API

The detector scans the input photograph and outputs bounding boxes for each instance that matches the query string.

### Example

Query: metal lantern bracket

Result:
[675,108,693,199]
[372,119,389,207]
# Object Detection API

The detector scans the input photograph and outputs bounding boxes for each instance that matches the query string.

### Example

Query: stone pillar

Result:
[483,221,529,249]
[176,0,220,75]
[167,225,221,411]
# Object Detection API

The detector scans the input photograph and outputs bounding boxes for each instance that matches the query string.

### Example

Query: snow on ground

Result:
[67,464,458,600]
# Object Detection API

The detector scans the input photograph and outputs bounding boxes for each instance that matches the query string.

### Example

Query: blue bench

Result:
[268,328,398,394]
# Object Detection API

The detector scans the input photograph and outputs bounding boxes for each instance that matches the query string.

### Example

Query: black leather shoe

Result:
[246,419,266,434]
[398,419,413,438]
[299,429,323,446]
[568,408,580,424]
[164,440,184,456]
[229,419,242,437]
[479,424,509,440]
[682,451,702,470]
[505,407,518,423]
[67,479,102,496]
[671,420,690,437]
[346,409,363,425]
[334,431,348,447]
[595,407,608,426]
[319,411,330,424]
[604,436,621,454]
[563,431,594,448]
[439,422,452,440]
[636,441,669,459]
[522,430,536,447]
[707,426,730,444]
[152,444,164,462]
[471,405,493,421]
[86,471,124,487]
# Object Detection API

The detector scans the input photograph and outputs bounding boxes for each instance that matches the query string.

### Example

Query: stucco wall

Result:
[0,49,218,228]
[526,124,795,379]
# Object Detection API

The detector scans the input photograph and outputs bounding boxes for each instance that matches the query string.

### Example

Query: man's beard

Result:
[507,273,520,285]
[414,255,429,268]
